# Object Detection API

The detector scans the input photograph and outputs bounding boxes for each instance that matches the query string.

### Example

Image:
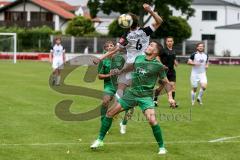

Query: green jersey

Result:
[98,53,125,89]
[130,55,166,97]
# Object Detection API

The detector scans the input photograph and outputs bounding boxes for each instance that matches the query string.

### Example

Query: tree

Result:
[108,16,191,43]
[65,16,95,36]
[108,20,127,37]
[153,16,192,44]
[88,0,194,26]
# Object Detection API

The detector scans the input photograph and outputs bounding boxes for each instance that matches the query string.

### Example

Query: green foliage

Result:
[108,20,127,37]
[108,16,191,43]
[0,26,55,52]
[65,16,95,37]
[153,16,192,43]
[88,0,194,25]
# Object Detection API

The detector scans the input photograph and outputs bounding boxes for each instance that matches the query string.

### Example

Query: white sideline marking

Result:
[0,140,240,147]
[209,136,240,143]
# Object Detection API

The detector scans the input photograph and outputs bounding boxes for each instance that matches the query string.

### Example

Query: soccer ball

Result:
[118,14,133,28]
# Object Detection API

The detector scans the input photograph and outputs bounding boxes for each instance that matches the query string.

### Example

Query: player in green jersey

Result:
[98,41,125,124]
[91,41,176,155]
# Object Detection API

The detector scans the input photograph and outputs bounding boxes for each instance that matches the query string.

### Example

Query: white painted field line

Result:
[0,140,240,147]
[209,136,240,143]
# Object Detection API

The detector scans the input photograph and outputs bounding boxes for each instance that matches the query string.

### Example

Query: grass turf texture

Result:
[0,60,240,160]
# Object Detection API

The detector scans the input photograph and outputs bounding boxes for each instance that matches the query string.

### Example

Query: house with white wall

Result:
[0,0,76,32]
[173,0,240,41]
[215,23,240,56]
[171,0,240,56]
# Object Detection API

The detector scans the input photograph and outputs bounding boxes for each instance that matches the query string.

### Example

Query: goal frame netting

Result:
[0,33,17,64]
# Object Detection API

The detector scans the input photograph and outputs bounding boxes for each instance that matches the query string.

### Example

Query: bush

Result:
[0,26,56,52]
[108,20,127,37]
[65,16,95,37]
[152,16,192,44]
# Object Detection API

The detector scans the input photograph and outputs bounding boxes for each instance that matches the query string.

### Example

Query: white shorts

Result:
[191,72,207,88]
[118,72,132,86]
[52,60,64,70]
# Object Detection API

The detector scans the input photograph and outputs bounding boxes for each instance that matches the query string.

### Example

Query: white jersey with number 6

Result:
[117,24,156,63]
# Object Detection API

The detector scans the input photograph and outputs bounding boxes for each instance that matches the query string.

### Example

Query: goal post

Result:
[0,33,17,64]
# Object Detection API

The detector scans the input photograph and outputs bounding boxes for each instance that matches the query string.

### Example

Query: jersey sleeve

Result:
[97,61,104,74]
[189,53,196,61]
[62,46,66,53]
[206,54,209,63]
[117,32,129,48]
[142,24,156,36]
[50,46,54,53]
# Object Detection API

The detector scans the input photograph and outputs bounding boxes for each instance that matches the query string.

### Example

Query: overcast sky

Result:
[59,0,88,6]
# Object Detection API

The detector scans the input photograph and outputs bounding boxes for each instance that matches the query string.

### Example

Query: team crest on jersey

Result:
[136,67,147,75]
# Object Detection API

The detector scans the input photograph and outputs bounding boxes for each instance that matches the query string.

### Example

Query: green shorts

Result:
[118,89,155,112]
[104,84,116,96]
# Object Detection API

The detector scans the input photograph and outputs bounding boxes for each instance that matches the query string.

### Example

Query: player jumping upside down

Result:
[91,41,175,155]
[93,3,163,134]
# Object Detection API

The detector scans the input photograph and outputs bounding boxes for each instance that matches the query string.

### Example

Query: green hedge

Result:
[0,26,59,52]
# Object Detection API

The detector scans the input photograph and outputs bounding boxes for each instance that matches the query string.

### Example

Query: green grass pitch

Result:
[0,60,240,160]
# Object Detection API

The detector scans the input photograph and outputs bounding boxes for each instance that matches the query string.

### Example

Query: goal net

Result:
[0,33,17,63]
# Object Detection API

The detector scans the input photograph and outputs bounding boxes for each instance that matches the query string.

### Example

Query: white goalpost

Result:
[0,33,17,64]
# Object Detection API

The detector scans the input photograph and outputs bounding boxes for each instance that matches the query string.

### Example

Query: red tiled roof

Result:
[50,1,79,11]
[31,0,75,19]
[0,1,12,6]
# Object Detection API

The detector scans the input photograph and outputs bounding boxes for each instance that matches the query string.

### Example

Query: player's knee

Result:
[148,118,157,126]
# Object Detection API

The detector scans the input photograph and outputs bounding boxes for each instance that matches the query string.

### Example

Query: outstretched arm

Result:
[143,3,163,30]
[98,73,111,80]
[161,77,175,107]
[93,46,121,65]
[110,63,134,76]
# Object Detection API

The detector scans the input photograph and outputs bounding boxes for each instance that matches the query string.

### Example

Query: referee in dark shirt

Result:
[154,36,178,107]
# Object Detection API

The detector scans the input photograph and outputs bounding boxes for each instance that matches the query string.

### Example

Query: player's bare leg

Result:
[169,81,178,108]
[116,82,135,134]
[197,83,207,105]
[191,87,197,105]
[55,69,61,86]
[52,69,60,86]
[144,108,167,155]
[101,95,113,123]
[91,102,125,149]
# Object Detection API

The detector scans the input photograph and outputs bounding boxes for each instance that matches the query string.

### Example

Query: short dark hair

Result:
[151,40,163,54]
[104,40,114,50]
[129,13,139,29]
[165,36,174,41]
